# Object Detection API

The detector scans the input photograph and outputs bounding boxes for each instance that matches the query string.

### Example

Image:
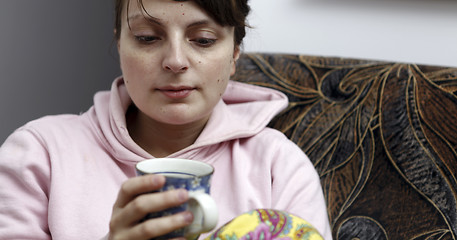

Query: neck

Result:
[126,106,208,158]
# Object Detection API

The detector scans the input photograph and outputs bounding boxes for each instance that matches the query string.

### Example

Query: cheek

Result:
[230,57,237,76]
[120,51,143,77]
[119,51,152,100]
[218,79,229,97]
[212,57,233,96]
[119,51,158,90]
[207,53,235,77]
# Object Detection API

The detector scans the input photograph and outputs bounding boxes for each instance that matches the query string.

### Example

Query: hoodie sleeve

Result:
[270,135,333,240]
[0,128,51,240]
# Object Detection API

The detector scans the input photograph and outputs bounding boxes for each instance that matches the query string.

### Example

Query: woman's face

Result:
[118,0,239,126]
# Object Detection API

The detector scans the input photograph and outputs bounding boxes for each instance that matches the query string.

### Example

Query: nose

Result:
[162,40,189,73]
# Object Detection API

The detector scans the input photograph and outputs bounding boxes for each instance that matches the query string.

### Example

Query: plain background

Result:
[244,0,457,67]
[0,0,121,142]
[1,0,457,142]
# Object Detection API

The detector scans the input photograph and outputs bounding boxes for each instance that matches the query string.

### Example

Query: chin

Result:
[157,113,210,126]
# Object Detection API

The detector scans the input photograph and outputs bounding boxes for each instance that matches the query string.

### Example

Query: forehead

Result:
[124,0,209,22]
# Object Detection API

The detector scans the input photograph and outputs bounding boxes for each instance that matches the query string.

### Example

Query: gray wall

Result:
[0,0,122,142]
[245,0,457,67]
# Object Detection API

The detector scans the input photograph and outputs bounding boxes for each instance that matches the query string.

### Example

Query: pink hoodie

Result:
[0,78,332,240]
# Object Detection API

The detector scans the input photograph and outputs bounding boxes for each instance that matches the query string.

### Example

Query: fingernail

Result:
[182,211,194,224]
[177,189,188,202]
[151,175,165,186]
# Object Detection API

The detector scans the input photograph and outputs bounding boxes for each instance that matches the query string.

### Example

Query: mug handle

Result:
[186,191,219,235]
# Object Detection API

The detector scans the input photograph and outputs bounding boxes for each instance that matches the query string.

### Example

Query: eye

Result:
[192,38,217,47]
[135,35,160,44]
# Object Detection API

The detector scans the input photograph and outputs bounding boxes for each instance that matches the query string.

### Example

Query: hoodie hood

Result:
[195,80,288,146]
[90,77,288,165]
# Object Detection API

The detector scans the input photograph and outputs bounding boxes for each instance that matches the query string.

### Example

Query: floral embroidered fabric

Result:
[206,209,323,240]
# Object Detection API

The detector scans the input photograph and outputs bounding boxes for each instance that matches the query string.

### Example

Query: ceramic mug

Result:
[136,158,218,240]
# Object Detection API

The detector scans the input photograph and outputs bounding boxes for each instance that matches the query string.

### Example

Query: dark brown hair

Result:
[114,0,250,45]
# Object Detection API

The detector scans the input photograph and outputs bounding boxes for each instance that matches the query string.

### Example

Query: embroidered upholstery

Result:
[233,53,457,240]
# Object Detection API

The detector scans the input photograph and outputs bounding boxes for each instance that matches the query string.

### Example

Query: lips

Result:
[158,86,196,99]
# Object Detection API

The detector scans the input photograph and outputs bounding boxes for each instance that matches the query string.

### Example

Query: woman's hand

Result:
[108,174,194,240]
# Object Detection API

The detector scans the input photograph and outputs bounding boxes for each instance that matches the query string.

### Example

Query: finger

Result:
[121,188,189,225]
[128,211,194,240]
[114,174,166,208]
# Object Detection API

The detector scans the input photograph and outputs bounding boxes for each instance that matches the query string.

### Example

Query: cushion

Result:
[206,209,323,240]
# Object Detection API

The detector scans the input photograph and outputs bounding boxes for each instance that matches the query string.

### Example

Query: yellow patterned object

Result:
[205,209,323,240]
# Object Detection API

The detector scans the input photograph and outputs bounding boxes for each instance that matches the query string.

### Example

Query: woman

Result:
[0,0,332,239]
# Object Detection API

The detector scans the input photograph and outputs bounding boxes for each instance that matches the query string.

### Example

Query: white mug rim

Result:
[136,158,214,178]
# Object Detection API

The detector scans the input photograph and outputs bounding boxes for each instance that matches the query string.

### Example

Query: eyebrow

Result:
[128,13,163,26]
[127,13,213,29]
[187,20,211,29]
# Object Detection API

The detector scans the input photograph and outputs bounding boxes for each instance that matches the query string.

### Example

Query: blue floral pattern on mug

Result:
[142,173,213,240]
